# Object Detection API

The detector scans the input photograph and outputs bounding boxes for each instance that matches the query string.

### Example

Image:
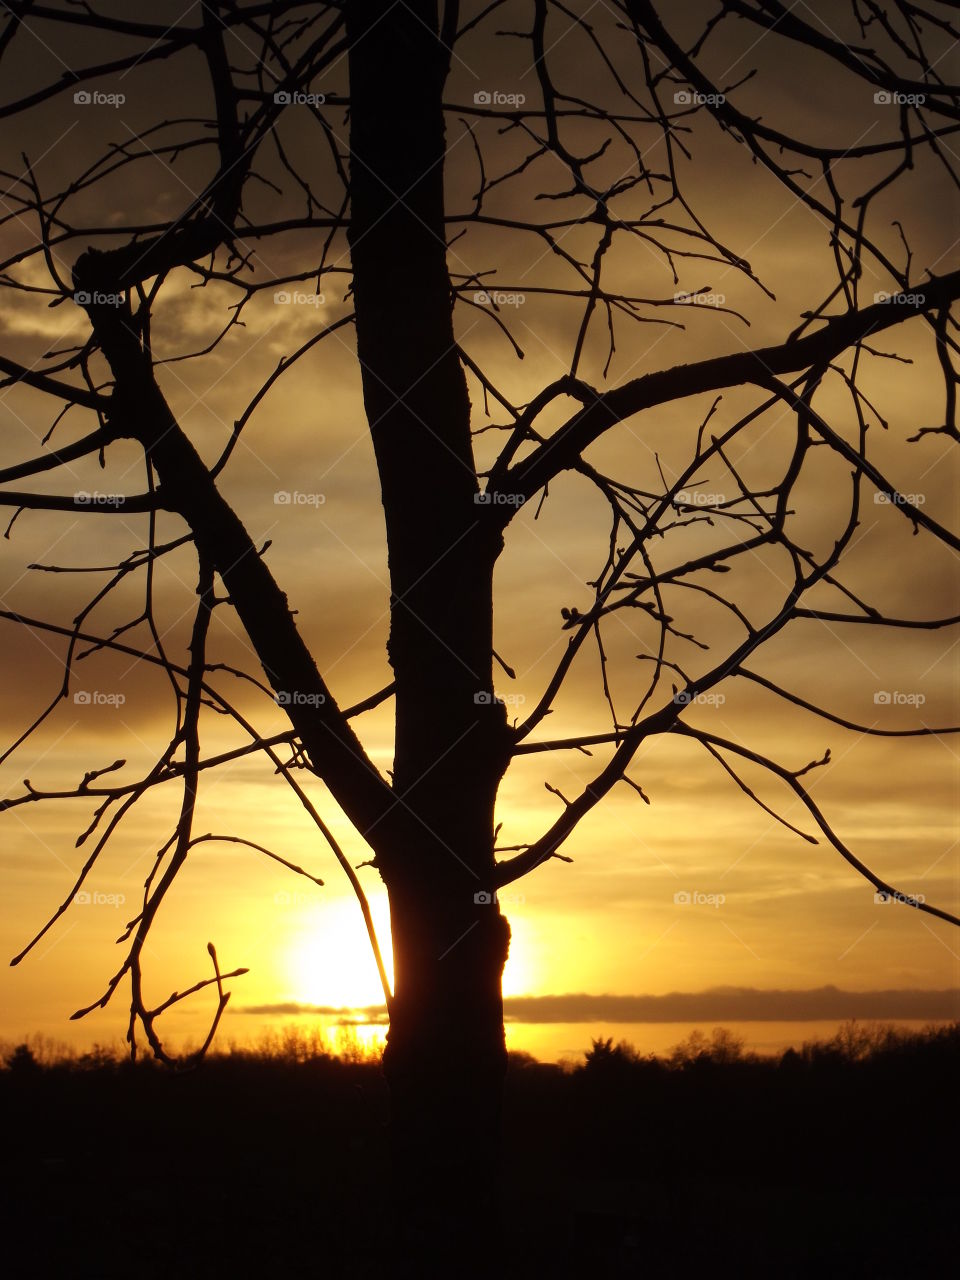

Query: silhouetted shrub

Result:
[4,1043,40,1076]
[667,1025,749,1067]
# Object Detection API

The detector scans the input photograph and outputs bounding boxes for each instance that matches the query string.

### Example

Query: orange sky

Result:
[0,1,958,1058]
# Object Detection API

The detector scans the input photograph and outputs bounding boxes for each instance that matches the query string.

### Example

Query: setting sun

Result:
[281,894,533,1009]
[282,897,394,1010]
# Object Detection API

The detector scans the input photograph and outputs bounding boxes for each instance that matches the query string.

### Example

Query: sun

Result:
[282,896,533,1008]
[282,896,394,1009]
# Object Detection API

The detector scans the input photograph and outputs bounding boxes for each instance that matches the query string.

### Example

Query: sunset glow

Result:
[282,898,394,1011]
[0,0,956,1071]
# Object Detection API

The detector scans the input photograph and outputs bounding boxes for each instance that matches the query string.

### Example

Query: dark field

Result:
[2,1023,956,1278]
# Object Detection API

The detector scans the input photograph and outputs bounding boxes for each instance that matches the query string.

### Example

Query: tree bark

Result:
[385,883,511,1274]
[346,2,513,1269]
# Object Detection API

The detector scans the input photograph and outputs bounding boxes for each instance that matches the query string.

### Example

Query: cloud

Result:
[241,1002,389,1023]
[239,986,960,1025]
[503,988,960,1023]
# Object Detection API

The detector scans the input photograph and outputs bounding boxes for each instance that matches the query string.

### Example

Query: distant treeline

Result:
[2,1017,957,1072]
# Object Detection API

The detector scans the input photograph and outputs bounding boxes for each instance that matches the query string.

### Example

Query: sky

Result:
[0,1,958,1059]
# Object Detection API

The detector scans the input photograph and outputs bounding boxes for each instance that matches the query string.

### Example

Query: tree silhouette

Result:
[1,1,958,1269]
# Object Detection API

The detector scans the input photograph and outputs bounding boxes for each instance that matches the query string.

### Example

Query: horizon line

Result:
[238,984,960,1024]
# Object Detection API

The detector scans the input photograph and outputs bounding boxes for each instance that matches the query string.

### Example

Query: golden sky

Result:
[0,1,958,1056]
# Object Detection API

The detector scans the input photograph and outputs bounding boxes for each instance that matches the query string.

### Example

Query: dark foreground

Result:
[1,1023,956,1278]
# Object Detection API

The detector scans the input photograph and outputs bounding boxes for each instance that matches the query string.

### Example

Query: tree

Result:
[1,0,958,1269]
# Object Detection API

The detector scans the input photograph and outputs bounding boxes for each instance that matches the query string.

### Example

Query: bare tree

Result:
[1,0,958,1267]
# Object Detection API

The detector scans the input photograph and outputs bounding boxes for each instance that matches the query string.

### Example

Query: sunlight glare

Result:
[283,896,394,1009]
[283,895,533,1006]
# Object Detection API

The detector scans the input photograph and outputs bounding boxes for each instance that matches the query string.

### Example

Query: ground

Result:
[2,1025,955,1278]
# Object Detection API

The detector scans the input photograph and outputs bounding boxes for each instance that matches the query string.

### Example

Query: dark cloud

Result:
[240,986,960,1024]
[241,1002,387,1018]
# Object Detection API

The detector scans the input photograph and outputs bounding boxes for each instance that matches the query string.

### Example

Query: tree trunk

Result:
[385,878,511,1274]
[345,3,514,1270]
